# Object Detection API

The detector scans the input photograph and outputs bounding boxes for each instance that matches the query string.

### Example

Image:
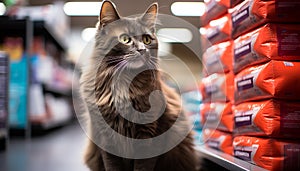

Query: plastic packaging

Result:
[234,61,300,104]
[201,0,230,26]
[203,128,233,155]
[200,102,233,132]
[233,23,300,74]
[203,41,233,76]
[233,99,300,138]
[230,0,300,38]
[233,136,300,171]
[200,72,234,103]
[201,14,232,46]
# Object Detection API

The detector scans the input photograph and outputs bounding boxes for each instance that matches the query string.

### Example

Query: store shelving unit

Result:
[0,16,73,137]
[196,145,267,171]
[0,16,32,138]
[0,52,9,150]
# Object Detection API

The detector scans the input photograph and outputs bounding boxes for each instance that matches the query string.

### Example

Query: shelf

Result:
[0,16,67,52]
[33,20,67,51]
[42,84,72,97]
[196,145,267,171]
[31,117,72,130]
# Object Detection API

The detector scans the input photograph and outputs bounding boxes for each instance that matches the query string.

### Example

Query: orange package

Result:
[233,136,300,171]
[203,128,233,155]
[234,23,300,74]
[201,0,243,26]
[201,0,229,26]
[233,99,300,138]
[200,72,234,103]
[202,41,233,76]
[200,102,233,132]
[234,61,300,104]
[201,14,232,46]
[231,0,300,38]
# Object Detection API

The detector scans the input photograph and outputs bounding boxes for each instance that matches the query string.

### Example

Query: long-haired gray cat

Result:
[80,1,198,170]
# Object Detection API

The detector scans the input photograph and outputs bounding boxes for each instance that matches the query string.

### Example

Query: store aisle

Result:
[0,123,89,171]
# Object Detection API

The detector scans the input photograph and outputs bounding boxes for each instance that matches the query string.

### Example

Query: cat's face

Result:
[95,1,158,70]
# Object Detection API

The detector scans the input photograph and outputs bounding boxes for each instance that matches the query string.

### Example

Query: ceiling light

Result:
[171,2,205,16]
[157,28,192,43]
[63,2,102,16]
[81,27,97,42]
[0,3,6,16]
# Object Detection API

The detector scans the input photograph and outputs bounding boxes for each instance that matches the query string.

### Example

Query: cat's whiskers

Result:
[108,60,127,84]
[105,57,125,65]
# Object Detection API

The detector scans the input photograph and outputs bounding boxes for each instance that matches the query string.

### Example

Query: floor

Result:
[0,122,227,171]
[0,122,89,171]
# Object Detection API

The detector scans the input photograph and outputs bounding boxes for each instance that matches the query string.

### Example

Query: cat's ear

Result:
[99,1,120,28]
[141,3,158,31]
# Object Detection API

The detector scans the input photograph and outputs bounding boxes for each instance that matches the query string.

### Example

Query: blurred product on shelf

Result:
[201,0,241,26]
[29,37,73,127]
[200,102,233,132]
[233,23,300,74]
[234,60,300,104]
[182,89,203,145]
[200,72,234,103]
[233,99,300,138]
[230,0,300,38]
[202,41,233,76]
[200,14,232,47]
[203,128,233,155]
[0,14,73,132]
[233,136,300,171]
[0,51,9,150]
[1,37,28,128]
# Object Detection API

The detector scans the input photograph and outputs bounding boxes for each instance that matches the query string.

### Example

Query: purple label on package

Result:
[283,144,300,171]
[234,150,252,161]
[235,114,252,127]
[207,140,220,149]
[232,8,249,27]
[237,77,253,92]
[207,27,220,41]
[234,43,251,61]
[205,85,218,94]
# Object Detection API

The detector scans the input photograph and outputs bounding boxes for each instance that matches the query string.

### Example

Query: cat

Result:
[80,1,198,171]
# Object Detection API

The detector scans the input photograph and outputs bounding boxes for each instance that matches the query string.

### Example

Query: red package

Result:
[234,61,300,104]
[203,128,233,155]
[200,102,233,132]
[230,0,243,7]
[233,136,300,171]
[231,0,300,38]
[200,72,234,103]
[233,99,300,138]
[203,41,233,76]
[201,14,232,46]
[234,23,300,74]
[201,0,230,26]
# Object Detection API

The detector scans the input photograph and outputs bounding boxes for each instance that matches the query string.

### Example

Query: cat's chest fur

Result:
[94,70,163,138]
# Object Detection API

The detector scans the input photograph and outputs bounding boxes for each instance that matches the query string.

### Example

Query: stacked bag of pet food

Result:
[199,0,242,156]
[230,0,300,170]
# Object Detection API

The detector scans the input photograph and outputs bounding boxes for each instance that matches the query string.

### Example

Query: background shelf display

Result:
[0,52,9,150]
[0,16,74,137]
[196,145,267,171]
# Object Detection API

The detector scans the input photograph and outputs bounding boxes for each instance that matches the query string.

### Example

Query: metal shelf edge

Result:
[195,145,268,171]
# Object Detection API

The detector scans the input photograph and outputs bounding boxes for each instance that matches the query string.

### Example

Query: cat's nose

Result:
[137,49,146,55]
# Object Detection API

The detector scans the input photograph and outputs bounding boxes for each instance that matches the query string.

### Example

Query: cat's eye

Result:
[119,34,131,44]
[142,35,152,45]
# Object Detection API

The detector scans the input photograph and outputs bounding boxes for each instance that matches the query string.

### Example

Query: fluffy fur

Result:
[80,1,198,171]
